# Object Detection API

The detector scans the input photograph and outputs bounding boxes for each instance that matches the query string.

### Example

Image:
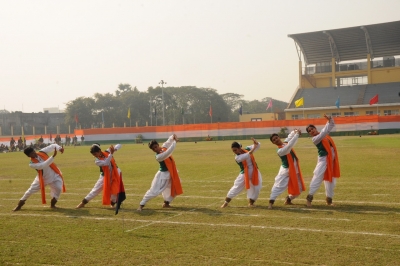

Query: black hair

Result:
[231,141,241,149]
[24,147,34,156]
[90,143,101,154]
[269,133,279,142]
[306,124,316,133]
[148,140,158,150]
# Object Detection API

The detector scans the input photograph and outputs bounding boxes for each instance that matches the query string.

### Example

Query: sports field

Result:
[1,134,399,265]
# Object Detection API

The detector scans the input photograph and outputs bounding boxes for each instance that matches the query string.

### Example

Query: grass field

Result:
[1,134,400,265]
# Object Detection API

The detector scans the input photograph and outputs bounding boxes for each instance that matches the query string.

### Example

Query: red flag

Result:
[74,114,79,123]
[369,94,378,105]
[209,105,212,117]
[266,100,273,111]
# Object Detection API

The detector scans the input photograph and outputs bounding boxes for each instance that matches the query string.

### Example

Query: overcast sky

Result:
[1,0,399,113]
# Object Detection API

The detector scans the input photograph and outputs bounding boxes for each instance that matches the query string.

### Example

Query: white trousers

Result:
[226,170,263,201]
[269,169,303,201]
[21,176,63,201]
[84,173,118,203]
[308,155,338,198]
[140,171,175,206]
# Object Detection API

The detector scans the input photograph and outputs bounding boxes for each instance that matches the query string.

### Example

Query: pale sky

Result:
[1,0,399,113]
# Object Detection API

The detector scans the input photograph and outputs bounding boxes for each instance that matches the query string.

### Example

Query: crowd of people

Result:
[1,135,85,153]
[11,115,340,213]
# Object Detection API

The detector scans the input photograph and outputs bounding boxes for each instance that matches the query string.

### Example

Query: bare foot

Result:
[50,205,58,209]
[221,202,228,208]
[326,202,336,207]
[75,202,85,209]
[248,203,256,208]
[306,201,312,207]
[162,203,171,208]
[137,205,144,211]
[268,204,273,209]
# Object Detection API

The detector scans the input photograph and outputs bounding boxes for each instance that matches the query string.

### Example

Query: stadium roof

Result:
[286,82,400,110]
[288,21,400,65]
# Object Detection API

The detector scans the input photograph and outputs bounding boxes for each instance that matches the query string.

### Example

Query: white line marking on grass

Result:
[6,212,398,238]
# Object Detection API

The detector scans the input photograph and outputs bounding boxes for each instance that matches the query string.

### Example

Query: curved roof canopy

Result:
[288,21,400,65]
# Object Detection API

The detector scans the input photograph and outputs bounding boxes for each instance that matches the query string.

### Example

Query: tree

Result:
[65,97,96,128]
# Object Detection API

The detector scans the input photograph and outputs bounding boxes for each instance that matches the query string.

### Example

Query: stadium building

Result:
[286,20,400,120]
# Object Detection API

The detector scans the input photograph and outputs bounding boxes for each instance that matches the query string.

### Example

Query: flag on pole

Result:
[209,105,212,117]
[369,94,379,105]
[115,174,126,215]
[238,105,242,115]
[335,97,340,109]
[295,97,304,107]
[266,99,273,111]
[127,107,131,119]
[74,114,79,123]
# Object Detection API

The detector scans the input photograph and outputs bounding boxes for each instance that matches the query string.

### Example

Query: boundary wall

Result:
[1,115,399,146]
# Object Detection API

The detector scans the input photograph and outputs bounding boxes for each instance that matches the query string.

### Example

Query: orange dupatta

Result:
[321,135,340,182]
[161,147,183,197]
[241,150,259,190]
[278,146,306,195]
[100,151,121,205]
[31,152,66,204]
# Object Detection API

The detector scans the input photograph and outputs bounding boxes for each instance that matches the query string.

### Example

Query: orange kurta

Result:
[241,150,259,190]
[161,147,183,197]
[321,135,340,182]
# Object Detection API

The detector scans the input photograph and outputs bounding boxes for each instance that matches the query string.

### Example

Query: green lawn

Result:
[1,135,399,265]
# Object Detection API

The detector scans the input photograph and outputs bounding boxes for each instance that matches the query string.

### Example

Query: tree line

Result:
[64,84,288,128]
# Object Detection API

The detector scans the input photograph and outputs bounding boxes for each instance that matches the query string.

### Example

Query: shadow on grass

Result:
[256,202,400,215]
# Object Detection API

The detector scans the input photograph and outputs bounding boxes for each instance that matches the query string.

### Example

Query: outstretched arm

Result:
[312,115,335,144]
[40,144,63,154]
[156,141,176,162]
[95,153,113,167]
[278,130,300,156]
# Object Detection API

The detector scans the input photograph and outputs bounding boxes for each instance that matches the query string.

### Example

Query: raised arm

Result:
[162,135,176,149]
[156,141,176,162]
[40,144,62,154]
[29,156,55,170]
[95,153,113,167]
[312,116,335,145]
[278,131,300,156]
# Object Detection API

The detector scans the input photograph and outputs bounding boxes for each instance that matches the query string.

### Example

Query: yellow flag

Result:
[127,107,131,119]
[295,97,304,107]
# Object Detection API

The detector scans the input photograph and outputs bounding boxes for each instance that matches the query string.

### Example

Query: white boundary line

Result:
[2,213,399,238]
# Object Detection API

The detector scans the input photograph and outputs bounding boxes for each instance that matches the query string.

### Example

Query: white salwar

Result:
[140,135,178,206]
[84,144,122,203]
[20,144,64,201]
[308,118,338,198]
[270,131,304,201]
[226,142,263,201]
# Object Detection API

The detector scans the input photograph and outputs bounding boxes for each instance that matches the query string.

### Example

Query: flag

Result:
[209,105,212,117]
[74,114,79,123]
[295,97,304,107]
[181,107,184,115]
[369,94,378,105]
[238,105,242,115]
[115,174,126,215]
[335,97,340,109]
[266,99,273,111]
[127,107,131,119]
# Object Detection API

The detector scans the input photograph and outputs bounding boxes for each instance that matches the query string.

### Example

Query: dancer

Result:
[268,129,306,209]
[305,114,340,207]
[221,138,262,208]
[76,143,125,212]
[13,144,66,211]
[137,134,183,211]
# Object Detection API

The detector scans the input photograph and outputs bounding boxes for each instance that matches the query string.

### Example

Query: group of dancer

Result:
[12,114,340,212]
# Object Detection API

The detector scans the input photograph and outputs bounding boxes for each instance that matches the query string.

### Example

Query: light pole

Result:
[150,94,162,126]
[159,80,167,125]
